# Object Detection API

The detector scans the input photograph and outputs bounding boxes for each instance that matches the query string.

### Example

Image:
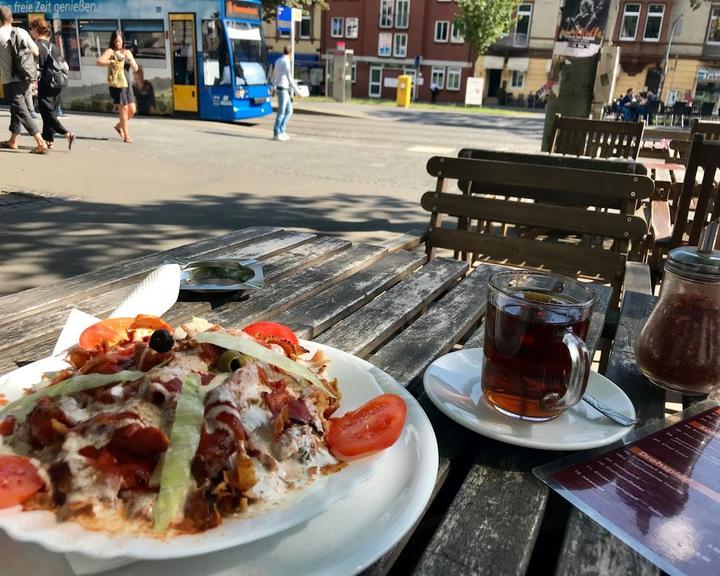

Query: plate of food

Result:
[0,316,423,562]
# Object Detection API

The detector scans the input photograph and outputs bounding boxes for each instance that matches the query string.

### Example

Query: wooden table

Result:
[0,227,672,575]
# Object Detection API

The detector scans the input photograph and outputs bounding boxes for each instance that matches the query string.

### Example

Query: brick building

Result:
[320,0,473,102]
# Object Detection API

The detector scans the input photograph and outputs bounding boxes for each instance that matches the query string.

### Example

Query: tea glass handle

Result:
[555,330,590,410]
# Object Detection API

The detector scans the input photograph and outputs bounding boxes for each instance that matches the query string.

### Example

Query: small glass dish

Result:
[176,259,264,293]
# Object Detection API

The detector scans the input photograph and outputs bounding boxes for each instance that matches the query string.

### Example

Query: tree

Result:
[261,0,327,22]
[454,0,521,54]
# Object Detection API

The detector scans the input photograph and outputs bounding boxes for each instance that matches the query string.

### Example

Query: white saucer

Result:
[423,348,636,451]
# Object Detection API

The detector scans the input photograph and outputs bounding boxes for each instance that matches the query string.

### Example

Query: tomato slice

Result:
[242,321,299,345]
[130,315,173,333]
[79,315,173,350]
[0,455,45,509]
[326,394,407,459]
[79,317,134,350]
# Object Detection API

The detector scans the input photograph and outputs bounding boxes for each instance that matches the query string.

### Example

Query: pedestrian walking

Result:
[30,18,74,151]
[97,30,138,143]
[430,81,440,103]
[0,6,48,154]
[271,45,303,141]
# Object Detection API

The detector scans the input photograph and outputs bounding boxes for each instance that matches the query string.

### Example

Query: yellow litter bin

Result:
[396,74,412,108]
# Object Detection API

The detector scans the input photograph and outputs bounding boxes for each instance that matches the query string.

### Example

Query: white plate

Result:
[423,348,635,451]
[0,342,438,571]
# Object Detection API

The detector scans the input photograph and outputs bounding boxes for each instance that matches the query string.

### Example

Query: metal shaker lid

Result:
[666,218,720,282]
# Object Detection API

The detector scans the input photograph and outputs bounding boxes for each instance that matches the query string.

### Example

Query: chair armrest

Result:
[624,262,653,295]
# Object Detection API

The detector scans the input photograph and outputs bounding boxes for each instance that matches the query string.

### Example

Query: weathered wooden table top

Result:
[0,227,671,575]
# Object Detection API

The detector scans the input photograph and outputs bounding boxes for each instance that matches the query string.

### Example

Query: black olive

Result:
[149,329,174,353]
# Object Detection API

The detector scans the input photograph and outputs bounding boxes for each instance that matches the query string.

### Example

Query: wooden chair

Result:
[423,156,654,307]
[550,114,645,160]
[649,134,720,281]
[668,121,720,164]
[459,148,648,175]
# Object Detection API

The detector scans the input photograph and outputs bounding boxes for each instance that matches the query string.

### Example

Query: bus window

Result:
[121,20,165,61]
[225,21,266,87]
[53,20,80,73]
[78,20,118,61]
[202,19,230,86]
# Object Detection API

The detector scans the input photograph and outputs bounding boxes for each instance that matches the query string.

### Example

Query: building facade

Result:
[264,5,325,94]
[319,0,473,102]
[476,0,559,103]
[610,0,720,110]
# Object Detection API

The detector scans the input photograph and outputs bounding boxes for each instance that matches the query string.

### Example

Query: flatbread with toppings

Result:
[0,317,405,537]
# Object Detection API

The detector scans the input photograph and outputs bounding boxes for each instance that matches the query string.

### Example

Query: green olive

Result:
[214,350,248,372]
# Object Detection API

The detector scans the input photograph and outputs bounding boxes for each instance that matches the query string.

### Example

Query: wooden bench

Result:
[422,156,653,307]
[550,114,644,159]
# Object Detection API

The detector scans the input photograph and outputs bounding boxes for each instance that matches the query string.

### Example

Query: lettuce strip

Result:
[196,332,336,397]
[153,373,204,532]
[0,371,145,420]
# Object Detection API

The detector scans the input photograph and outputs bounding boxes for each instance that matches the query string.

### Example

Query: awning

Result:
[482,55,505,70]
[506,57,529,72]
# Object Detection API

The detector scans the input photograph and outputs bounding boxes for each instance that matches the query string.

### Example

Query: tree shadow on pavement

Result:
[0,191,426,295]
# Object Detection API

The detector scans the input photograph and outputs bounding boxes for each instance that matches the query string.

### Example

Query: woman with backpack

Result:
[30,18,74,150]
[97,30,138,143]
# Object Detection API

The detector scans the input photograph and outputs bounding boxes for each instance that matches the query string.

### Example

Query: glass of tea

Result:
[482,271,596,421]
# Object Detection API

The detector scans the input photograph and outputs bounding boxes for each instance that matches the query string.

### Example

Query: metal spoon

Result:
[583,394,637,426]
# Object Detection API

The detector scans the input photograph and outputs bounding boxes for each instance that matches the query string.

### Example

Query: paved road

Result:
[0,104,544,295]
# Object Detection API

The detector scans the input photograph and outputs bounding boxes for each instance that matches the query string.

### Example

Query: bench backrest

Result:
[672,134,720,248]
[423,156,653,289]
[550,114,644,160]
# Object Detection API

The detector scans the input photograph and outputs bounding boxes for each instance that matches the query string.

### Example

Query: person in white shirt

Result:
[0,7,47,154]
[270,45,302,141]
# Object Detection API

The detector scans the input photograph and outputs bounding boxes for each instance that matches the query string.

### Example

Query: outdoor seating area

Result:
[0,113,719,576]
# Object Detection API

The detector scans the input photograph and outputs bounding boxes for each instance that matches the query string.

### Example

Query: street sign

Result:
[291,7,303,22]
[277,5,292,34]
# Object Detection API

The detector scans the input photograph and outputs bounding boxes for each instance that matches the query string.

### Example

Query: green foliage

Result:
[455,0,521,55]
[261,0,326,22]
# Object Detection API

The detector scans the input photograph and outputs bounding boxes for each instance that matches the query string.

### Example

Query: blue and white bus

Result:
[2,0,272,121]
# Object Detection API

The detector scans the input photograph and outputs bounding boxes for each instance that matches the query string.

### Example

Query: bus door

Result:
[169,13,198,113]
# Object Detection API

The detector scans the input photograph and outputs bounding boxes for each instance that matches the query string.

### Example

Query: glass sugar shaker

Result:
[636,218,720,395]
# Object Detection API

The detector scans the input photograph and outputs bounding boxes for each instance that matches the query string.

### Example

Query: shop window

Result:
[202,19,231,86]
[56,20,80,73]
[121,20,165,60]
[345,17,359,39]
[300,10,311,39]
[514,4,532,47]
[451,23,464,43]
[78,19,118,62]
[431,66,445,89]
[378,32,392,56]
[380,0,394,28]
[619,4,640,40]
[393,33,408,57]
[369,66,382,97]
[434,21,449,42]
[511,70,525,88]
[643,4,664,42]
[447,67,461,91]
[707,6,720,44]
[395,0,410,28]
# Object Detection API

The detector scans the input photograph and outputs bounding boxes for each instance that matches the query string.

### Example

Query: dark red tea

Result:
[483,290,591,420]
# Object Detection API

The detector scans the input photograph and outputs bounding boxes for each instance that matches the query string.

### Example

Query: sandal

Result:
[0,140,18,150]
[29,146,48,155]
[45,141,54,150]
[114,124,125,140]
[123,137,134,144]
[67,133,75,151]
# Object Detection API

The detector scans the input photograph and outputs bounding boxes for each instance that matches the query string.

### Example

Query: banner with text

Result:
[554,0,610,57]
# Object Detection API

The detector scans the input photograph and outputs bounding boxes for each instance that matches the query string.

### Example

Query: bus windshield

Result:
[225,20,266,86]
